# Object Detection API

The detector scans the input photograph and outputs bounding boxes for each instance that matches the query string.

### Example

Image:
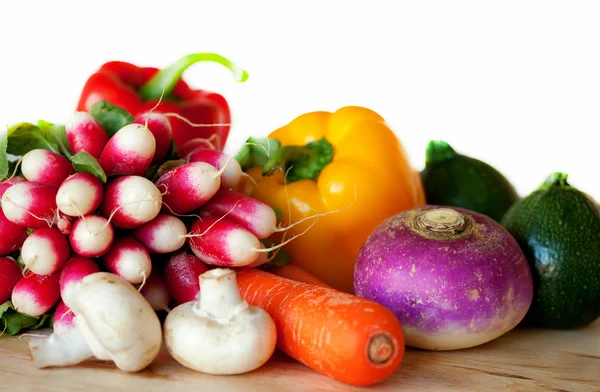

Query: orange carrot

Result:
[267,264,332,288]
[236,268,405,386]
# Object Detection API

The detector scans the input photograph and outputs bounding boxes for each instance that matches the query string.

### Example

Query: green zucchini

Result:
[420,140,519,221]
[501,173,600,329]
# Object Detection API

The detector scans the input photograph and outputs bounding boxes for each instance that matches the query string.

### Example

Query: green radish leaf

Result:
[235,137,281,171]
[70,152,107,183]
[272,206,283,222]
[261,239,292,267]
[0,131,8,180]
[153,159,186,182]
[6,159,21,179]
[30,313,51,330]
[0,301,50,336]
[38,120,72,158]
[5,122,60,156]
[167,139,180,161]
[144,163,160,182]
[90,100,134,137]
[265,249,292,267]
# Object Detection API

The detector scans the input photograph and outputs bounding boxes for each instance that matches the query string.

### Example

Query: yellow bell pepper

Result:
[235,106,426,293]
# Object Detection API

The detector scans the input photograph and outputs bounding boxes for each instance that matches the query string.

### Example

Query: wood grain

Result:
[1,320,598,392]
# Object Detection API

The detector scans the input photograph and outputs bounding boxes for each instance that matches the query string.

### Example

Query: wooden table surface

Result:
[1,320,598,392]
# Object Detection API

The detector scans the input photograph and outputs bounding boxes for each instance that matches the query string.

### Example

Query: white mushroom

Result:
[163,268,277,375]
[29,272,163,372]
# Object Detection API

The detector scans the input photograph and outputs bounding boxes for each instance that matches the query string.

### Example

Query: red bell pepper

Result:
[76,53,248,152]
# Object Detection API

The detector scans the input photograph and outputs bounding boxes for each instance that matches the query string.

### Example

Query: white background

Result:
[1,1,598,200]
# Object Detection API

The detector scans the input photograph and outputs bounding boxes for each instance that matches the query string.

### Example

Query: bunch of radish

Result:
[0,102,282,343]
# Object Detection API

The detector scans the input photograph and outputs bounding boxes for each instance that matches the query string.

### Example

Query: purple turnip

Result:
[354,206,533,351]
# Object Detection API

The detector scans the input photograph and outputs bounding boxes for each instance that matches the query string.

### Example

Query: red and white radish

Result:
[1,181,58,228]
[355,206,534,351]
[187,216,262,267]
[187,148,241,189]
[56,172,103,217]
[99,176,162,229]
[132,214,186,254]
[199,188,277,239]
[21,149,75,186]
[140,271,171,311]
[99,123,156,177]
[178,137,218,158]
[155,162,221,215]
[66,112,109,159]
[164,253,208,305]
[11,272,60,317]
[103,237,152,285]
[52,300,75,335]
[0,257,22,303]
[59,256,100,308]
[133,112,172,164]
[69,215,114,258]
[0,209,28,256]
[0,176,25,199]
[21,228,70,276]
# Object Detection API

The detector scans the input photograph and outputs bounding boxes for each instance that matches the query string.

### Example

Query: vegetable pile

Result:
[0,51,599,388]
[0,52,410,387]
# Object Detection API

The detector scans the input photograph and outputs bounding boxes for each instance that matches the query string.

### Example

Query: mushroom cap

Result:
[163,301,277,375]
[71,272,163,372]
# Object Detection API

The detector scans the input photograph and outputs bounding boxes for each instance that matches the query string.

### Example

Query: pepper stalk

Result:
[139,53,249,100]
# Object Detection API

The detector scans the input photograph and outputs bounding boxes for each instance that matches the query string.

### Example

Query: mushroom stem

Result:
[28,326,93,368]
[197,269,245,319]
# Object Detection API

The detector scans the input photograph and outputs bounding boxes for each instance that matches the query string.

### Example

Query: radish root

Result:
[181,134,221,152]
[143,89,166,130]
[273,184,357,232]
[18,332,49,340]
[86,195,162,235]
[255,217,318,253]
[265,166,294,262]
[138,271,148,293]
[0,317,8,337]
[183,201,241,239]
[243,141,273,158]
[1,196,55,227]
[155,184,204,220]
[211,154,234,179]
[56,308,74,325]
[240,172,258,187]
[21,255,38,277]
[160,200,203,221]
[63,195,88,223]
[264,184,357,260]
[162,112,230,128]
[0,158,23,183]
[21,267,34,279]
[161,113,227,150]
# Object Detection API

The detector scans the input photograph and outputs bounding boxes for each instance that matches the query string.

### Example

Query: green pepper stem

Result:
[139,53,249,100]
[425,140,457,164]
[263,146,313,177]
[262,138,334,183]
[540,172,570,190]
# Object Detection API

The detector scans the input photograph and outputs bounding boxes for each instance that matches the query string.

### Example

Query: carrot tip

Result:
[368,334,395,365]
